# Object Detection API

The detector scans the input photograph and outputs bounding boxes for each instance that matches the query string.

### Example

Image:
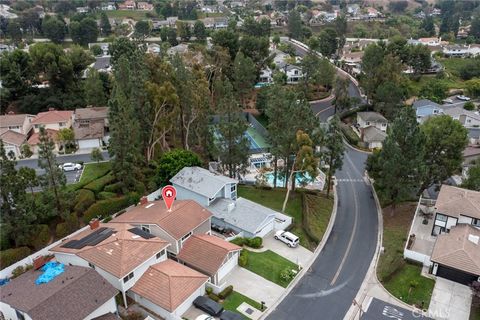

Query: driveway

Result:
[224,267,284,308]
[262,234,313,268]
[428,278,472,320]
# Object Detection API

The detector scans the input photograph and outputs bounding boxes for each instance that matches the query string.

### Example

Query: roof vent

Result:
[468,234,479,245]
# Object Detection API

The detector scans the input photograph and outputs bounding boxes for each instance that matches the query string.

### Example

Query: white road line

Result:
[330,171,359,285]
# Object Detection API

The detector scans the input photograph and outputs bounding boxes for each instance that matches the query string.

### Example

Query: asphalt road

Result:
[363,298,433,320]
[268,40,379,320]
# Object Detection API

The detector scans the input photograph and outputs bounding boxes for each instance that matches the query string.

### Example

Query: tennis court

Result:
[245,126,269,149]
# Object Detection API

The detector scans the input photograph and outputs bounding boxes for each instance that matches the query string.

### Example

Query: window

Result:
[156,250,165,259]
[34,124,39,128]
[181,232,192,244]
[15,310,25,320]
[141,225,150,233]
[366,121,370,126]
[473,218,480,227]
[8,126,20,130]
[123,272,134,283]
[433,109,439,114]
[88,262,95,269]
[381,123,386,127]
[294,70,298,75]
[230,184,236,193]
[59,122,65,127]
[436,214,447,222]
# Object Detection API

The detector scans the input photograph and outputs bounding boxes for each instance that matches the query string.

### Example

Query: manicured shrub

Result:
[97,191,117,200]
[83,196,131,223]
[230,237,245,246]
[246,237,262,248]
[238,249,248,267]
[205,287,213,295]
[218,285,233,299]
[83,172,115,194]
[279,267,296,283]
[73,189,95,214]
[464,101,475,111]
[30,224,50,250]
[208,293,220,302]
[0,247,31,269]
[104,182,123,193]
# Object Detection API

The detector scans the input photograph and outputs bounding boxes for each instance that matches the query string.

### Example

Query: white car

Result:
[274,230,299,247]
[442,98,453,104]
[58,162,82,172]
[457,95,471,101]
[195,315,214,320]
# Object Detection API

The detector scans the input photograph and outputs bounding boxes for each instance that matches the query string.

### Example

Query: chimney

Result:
[7,111,14,115]
[89,218,100,230]
[33,256,47,270]
[140,196,148,205]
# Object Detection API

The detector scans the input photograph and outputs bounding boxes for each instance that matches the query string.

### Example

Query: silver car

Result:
[58,162,82,172]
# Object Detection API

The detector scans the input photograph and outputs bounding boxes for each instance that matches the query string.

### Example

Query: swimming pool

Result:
[264,172,314,187]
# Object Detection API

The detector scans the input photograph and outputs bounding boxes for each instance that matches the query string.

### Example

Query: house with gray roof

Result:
[171,167,291,238]
[356,112,387,132]
[412,99,443,123]
[0,265,118,320]
[360,126,387,149]
[441,106,480,128]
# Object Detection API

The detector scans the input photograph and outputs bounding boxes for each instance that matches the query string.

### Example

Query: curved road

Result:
[267,42,379,320]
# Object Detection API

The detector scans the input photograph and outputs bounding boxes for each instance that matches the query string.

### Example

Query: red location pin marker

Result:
[162,185,176,211]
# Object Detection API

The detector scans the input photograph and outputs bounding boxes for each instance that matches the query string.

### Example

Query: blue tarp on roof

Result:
[0,278,9,286]
[35,261,64,285]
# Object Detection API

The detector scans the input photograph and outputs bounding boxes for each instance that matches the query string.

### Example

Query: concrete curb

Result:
[309,95,335,104]
[259,183,339,319]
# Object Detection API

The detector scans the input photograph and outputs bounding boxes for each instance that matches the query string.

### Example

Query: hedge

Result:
[340,122,360,146]
[208,293,220,302]
[98,191,117,200]
[73,189,96,214]
[0,247,31,269]
[83,172,115,194]
[218,285,233,299]
[83,196,132,223]
[104,182,123,193]
[230,237,262,248]
[239,249,248,267]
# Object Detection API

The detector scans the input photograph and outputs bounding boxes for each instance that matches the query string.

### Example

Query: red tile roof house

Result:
[129,260,208,320]
[0,264,119,320]
[0,112,34,158]
[50,222,170,308]
[30,108,73,133]
[177,234,241,292]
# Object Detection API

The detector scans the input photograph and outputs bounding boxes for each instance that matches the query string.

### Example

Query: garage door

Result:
[78,139,100,149]
[436,265,478,285]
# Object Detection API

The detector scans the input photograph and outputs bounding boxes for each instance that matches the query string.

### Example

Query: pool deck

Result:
[247,126,269,149]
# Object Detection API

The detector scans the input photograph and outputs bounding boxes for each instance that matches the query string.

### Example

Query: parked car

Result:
[457,95,471,101]
[58,162,82,171]
[274,230,299,247]
[193,296,224,316]
[220,310,244,320]
[195,315,215,320]
[442,98,453,104]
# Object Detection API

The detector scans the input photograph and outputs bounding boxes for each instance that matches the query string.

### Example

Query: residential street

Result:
[268,40,379,320]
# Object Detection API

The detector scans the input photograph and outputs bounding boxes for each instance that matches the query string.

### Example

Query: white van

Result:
[274,230,299,247]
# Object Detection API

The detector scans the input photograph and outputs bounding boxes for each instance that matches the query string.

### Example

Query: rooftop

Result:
[177,234,241,276]
[0,130,26,146]
[0,113,33,127]
[357,111,388,123]
[431,224,480,275]
[131,260,208,312]
[74,121,105,140]
[171,166,237,199]
[0,265,117,320]
[435,185,480,220]
[362,126,387,143]
[75,107,109,120]
[209,197,276,234]
[111,200,212,240]
[413,99,441,109]
[31,110,73,125]
[27,128,58,145]
[51,223,169,278]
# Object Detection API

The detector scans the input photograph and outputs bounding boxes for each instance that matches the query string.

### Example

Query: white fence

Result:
[404,248,432,267]
[274,212,293,231]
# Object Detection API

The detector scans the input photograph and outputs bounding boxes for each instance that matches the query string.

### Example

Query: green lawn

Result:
[383,263,435,309]
[471,296,480,320]
[244,250,299,287]
[106,10,156,20]
[80,162,112,184]
[303,193,334,244]
[222,291,263,319]
[246,126,269,149]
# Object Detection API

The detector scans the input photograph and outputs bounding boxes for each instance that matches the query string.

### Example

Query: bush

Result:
[206,287,213,295]
[83,196,131,223]
[73,189,96,214]
[104,182,123,193]
[56,222,69,239]
[279,267,296,283]
[208,293,220,302]
[464,101,475,111]
[230,237,245,246]
[340,123,360,146]
[246,237,262,248]
[97,191,117,200]
[238,249,248,267]
[0,247,31,269]
[103,216,112,222]
[83,172,115,194]
[30,224,50,250]
[218,285,234,299]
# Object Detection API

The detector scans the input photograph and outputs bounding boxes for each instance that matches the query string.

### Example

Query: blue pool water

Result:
[265,172,314,187]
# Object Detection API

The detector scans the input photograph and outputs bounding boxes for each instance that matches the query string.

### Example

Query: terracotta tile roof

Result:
[0,265,117,320]
[435,185,480,219]
[131,260,208,312]
[27,129,58,145]
[0,130,26,146]
[51,223,170,278]
[75,107,109,120]
[31,110,73,125]
[431,224,480,275]
[112,200,212,240]
[0,113,32,128]
[177,234,241,276]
